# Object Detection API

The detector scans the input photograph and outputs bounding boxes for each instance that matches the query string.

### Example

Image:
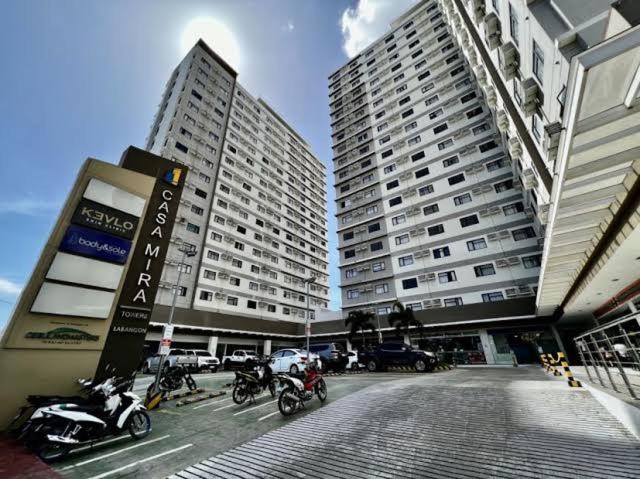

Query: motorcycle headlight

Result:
[423,351,436,357]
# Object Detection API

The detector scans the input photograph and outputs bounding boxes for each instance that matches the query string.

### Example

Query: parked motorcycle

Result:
[277,360,327,416]
[160,364,197,392]
[233,358,276,404]
[15,373,150,462]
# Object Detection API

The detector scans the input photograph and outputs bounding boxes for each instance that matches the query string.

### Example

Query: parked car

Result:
[142,348,198,374]
[308,343,349,372]
[186,349,220,372]
[222,350,258,369]
[346,351,363,371]
[358,342,438,372]
[269,349,321,374]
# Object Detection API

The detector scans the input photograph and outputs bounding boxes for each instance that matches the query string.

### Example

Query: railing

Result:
[573,312,640,399]
[435,350,486,366]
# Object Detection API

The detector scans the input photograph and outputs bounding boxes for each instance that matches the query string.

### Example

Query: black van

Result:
[308,343,349,372]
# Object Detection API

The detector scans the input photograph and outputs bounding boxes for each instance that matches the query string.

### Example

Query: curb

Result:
[176,391,226,407]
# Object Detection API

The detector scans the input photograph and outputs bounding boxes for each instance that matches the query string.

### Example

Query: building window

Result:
[389,196,403,207]
[343,231,354,241]
[448,173,465,186]
[419,184,434,196]
[186,223,200,234]
[438,271,456,283]
[454,193,472,206]
[372,261,385,272]
[438,139,453,150]
[375,284,389,294]
[523,254,542,268]
[433,246,450,259]
[423,204,439,215]
[509,3,519,46]
[207,251,219,261]
[503,202,524,215]
[486,158,505,172]
[428,224,444,236]
[407,135,421,146]
[247,300,257,309]
[412,151,426,162]
[370,241,383,252]
[494,180,514,193]
[460,215,479,227]
[368,223,381,233]
[415,166,430,179]
[227,296,238,306]
[191,205,204,215]
[203,269,216,280]
[230,277,240,286]
[532,114,543,142]
[199,290,212,301]
[482,292,504,303]
[392,214,406,225]
[398,255,413,267]
[402,278,418,289]
[474,263,496,277]
[460,92,477,103]
[443,156,459,168]
[344,249,355,259]
[194,188,207,199]
[473,124,490,135]
[433,123,448,134]
[444,297,463,307]
[346,269,357,278]
[177,286,187,296]
[384,164,396,174]
[532,40,544,85]
[386,180,399,190]
[512,226,536,241]
[467,238,487,251]
[395,234,410,245]
[347,289,359,299]
[466,106,483,119]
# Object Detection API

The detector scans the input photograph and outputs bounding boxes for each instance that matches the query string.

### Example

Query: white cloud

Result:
[0,198,60,216]
[340,0,418,58]
[286,20,295,32]
[0,278,22,296]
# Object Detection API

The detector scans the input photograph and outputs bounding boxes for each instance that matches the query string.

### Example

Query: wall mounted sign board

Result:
[83,178,146,217]
[31,282,115,319]
[46,252,124,290]
[71,198,139,240]
[59,225,132,265]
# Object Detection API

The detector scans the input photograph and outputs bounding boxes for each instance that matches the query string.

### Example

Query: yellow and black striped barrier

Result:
[540,352,581,388]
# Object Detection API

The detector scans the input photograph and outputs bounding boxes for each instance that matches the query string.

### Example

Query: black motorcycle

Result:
[232,358,276,404]
[160,365,197,392]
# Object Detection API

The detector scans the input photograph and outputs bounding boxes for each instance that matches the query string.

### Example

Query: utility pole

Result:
[304,276,316,366]
[150,244,196,395]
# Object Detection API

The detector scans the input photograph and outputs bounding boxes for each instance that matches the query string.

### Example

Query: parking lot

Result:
[53,370,426,479]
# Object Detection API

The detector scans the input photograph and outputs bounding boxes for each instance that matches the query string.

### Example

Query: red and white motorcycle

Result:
[277,361,327,416]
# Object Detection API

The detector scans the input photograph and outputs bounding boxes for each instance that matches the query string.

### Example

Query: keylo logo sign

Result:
[72,198,139,240]
[60,225,132,264]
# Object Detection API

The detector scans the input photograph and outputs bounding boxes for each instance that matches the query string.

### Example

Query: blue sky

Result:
[0,0,417,326]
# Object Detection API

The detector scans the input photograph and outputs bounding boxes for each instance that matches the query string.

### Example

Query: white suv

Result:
[187,349,220,372]
[270,349,321,374]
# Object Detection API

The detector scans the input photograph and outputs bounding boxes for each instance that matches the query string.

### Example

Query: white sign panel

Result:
[84,178,146,217]
[46,252,124,290]
[31,282,115,319]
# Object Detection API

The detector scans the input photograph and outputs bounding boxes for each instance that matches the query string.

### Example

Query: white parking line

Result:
[257,410,280,422]
[211,402,238,412]
[233,400,277,416]
[86,444,193,479]
[69,434,130,454]
[59,435,170,470]
[192,396,232,410]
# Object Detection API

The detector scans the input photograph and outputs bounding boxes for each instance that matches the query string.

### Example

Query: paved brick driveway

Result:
[170,367,640,479]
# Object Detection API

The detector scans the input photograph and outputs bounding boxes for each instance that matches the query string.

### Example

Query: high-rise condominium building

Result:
[331,1,542,317]
[145,40,329,354]
[331,0,640,335]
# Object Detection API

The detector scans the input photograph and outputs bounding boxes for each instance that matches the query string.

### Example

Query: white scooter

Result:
[16,374,150,462]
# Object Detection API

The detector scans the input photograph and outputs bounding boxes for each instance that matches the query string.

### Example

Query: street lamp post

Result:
[151,244,197,395]
[304,276,316,364]
[374,310,383,344]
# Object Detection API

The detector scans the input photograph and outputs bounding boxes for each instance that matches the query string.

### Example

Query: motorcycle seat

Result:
[61,403,104,414]
[27,395,87,406]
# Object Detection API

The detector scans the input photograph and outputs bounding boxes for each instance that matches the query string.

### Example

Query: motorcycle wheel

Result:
[35,442,71,463]
[232,384,249,404]
[315,379,328,402]
[278,386,297,416]
[128,411,151,440]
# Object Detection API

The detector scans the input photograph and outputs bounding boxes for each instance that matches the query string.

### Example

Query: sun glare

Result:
[180,17,241,69]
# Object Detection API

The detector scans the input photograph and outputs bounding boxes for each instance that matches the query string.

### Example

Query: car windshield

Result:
[195,351,211,356]
[242,351,256,355]
[308,345,327,352]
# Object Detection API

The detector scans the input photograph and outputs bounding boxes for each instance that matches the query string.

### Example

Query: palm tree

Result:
[345,310,377,349]
[387,301,423,344]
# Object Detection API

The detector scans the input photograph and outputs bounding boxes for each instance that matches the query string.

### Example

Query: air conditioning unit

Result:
[468,49,479,66]
[460,145,477,157]
[496,109,510,132]
[454,129,471,140]
[356,246,368,252]
[221,254,232,261]
[522,168,538,189]
[470,0,486,23]
[508,137,523,160]
[487,232,500,242]
[507,256,521,266]
[472,187,484,196]
[498,42,519,80]
[400,172,413,181]
[538,203,550,224]
[259,284,269,290]
[363,287,373,293]
[488,206,501,215]
[214,292,226,299]
[355,227,366,234]
[496,259,510,268]
[218,272,229,279]
[357,265,370,272]
[520,78,541,116]
[505,288,518,297]
[479,208,491,217]
[410,227,425,237]
[474,66,488,86]
[460,30,470,48]
[258,302,267,308]
[474,164,486,174]
[483,13,501,50]
[406,207,421,216]
[403,190,417,198]
[484,86,498,108]
[449,112,466,124]
[414,249,430,258]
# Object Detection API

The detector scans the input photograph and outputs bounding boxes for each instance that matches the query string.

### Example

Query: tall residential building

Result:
[332,0,640,333]
[146,40,329,338]
[331,1,542,317]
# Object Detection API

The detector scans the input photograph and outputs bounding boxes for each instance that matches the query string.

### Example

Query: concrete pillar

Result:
[346,339,353,351]
[479,329,496,365]
[550,325,567,355]
[403,334,411,345]
[263,339,272,356]
[207,336,219,356]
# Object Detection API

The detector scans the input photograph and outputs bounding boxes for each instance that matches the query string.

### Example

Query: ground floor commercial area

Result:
[143,297,570,366]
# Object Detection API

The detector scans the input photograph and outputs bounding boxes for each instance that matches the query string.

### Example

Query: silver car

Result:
[142,348,197,374]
